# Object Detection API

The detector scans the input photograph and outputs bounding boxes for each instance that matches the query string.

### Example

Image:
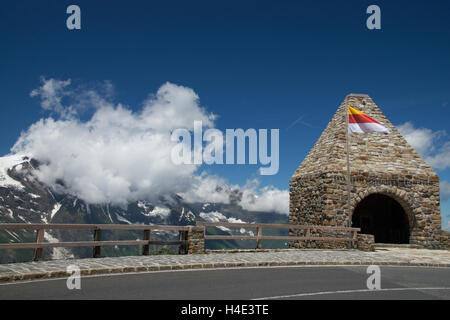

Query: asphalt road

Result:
[0,266,449,300]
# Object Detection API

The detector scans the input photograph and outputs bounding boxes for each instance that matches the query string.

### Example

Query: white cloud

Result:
[181,176,289,214]
[14,80,214,205]
[441,181,450,202]
[397,122,449,170]
[30,77,119,119]
[397,122,445,156]
[180,174,234,204]
[12,78,289,214]
[239,179,289,214]
[30,78,73,118]
[443,221,450,232]
[426,142,450,170]
[398,123,450,205]
[141,82,215,131]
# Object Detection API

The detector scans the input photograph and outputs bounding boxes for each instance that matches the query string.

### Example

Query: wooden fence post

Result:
[142,230,151,255]
[305,227,311,239]
[93,229,102,258]
[178,230,188,254]
[351,230,357,249]
[256,226,262,249]
[33,229,45,261]
[305,227,311,248]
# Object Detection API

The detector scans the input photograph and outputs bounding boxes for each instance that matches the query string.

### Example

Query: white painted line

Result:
[252,287,450,300]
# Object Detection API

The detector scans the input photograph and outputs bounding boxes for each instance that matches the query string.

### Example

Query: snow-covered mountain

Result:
[0,155,288,263]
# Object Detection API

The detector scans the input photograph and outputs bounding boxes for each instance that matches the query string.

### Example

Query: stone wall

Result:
[289,226,355,249]
[357,234,375,251]
[290,173,441,248]
[441,231,450,250]
[187,226,205,254]
[185,225,393,252]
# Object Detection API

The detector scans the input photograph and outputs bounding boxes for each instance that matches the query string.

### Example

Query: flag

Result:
[348,106,390,134]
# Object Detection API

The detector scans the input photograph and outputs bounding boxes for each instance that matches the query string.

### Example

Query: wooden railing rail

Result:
[197,221,361,249]
[0,224,190,261]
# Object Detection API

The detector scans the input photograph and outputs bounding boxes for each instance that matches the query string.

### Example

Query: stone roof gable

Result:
[292,94,438,181]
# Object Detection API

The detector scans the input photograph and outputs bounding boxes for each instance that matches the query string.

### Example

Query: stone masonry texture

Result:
[187,226,205,254]
[357,234,375,251]
[441,231,450,250]
[289,94,442,249]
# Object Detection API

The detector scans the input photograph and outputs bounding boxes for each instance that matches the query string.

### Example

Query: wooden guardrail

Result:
[197,222,361,249]
[0,222,363,261]
[0,224,190,261]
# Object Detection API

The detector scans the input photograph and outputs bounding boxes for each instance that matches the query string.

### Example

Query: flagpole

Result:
[346,106,352,228]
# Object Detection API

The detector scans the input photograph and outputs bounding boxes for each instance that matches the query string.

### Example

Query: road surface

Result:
[0,266,449,300]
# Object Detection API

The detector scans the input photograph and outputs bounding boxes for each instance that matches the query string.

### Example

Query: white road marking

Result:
[253,287,450,300]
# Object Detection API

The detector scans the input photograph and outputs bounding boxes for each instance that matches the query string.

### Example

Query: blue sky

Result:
[1,1,449,225]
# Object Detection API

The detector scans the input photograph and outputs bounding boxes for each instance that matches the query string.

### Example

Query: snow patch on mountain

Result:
[0,154,26,190]
[100,205,114,223]
[137,201,171,218]
[199,211,226,222]
[198,211,257,236]
[44,231,74,260]
[50,203,62,220]
[199,211,247,224]
[116,213,132,224]
[6,208,13,219]
[150,206,171,218]
[179,207,195,222]
[5,230,20,242]
[227,217,246,224]
[137,200,151,211]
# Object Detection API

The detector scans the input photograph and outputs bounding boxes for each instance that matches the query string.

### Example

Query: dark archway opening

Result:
[352,194,410,244]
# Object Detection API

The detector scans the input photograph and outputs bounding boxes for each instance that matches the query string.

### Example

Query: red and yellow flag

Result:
[348,106,390,134]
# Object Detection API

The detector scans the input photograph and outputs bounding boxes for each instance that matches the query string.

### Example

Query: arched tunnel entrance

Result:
[352,194,410,244]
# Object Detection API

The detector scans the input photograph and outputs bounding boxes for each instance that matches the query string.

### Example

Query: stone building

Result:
[289,94,442,248]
